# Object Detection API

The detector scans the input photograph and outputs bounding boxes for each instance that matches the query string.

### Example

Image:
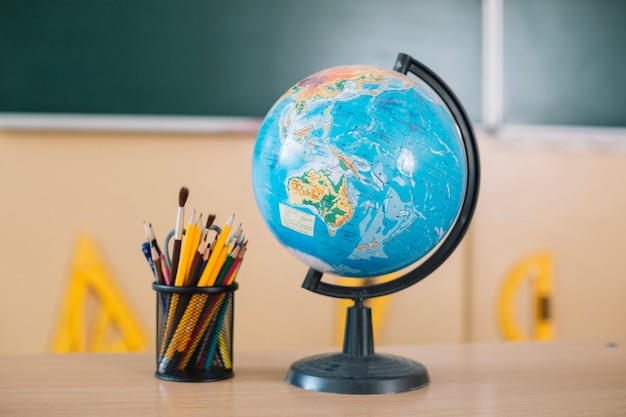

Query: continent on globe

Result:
[287,168,354,234]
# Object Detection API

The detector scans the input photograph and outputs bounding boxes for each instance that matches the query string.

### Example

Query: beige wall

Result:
[0,129,624,354]
[471,135,626,342]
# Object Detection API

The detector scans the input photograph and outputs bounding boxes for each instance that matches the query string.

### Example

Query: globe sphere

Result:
[252,65,467,278]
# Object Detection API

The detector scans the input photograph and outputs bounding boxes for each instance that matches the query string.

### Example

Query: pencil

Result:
[151,244,166,285]
[224,243,247,286]
[198,214,235,287]
[166,292,208,356]
[214,245,240,286]
[160,253,171,285]
[147,222,163,257]
[175,292,224,370]
[198,213,234,287]
[174,211,202,286]
[203,293,231,370]
[170,186,189,285]
[186,228,209,287]
[144,222,167,285]
[196,233,216,283]
[189,213,217,284]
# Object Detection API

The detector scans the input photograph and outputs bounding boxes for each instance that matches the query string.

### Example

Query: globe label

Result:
[279,203,315,237]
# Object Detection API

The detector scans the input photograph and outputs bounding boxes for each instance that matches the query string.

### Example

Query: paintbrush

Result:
[169,186,189,285]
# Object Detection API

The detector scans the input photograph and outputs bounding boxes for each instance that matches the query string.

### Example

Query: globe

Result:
[252,64,468,278]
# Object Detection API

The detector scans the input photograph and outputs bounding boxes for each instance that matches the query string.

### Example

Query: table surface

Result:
[1,340,625,416]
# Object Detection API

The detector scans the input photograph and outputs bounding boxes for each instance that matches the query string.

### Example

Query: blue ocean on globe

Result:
[252,65,467,278]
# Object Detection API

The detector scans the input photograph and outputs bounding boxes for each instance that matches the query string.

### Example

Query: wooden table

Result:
[1,340,624,416]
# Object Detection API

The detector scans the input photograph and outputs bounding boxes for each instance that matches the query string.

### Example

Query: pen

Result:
[141,241,156,279]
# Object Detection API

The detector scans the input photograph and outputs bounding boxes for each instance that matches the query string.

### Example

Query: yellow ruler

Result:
[51,234,147,353]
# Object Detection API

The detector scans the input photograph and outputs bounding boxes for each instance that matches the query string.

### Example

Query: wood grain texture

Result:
[1,340,624,416]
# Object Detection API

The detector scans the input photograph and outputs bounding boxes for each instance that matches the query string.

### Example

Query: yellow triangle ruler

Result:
[51,234,147,353]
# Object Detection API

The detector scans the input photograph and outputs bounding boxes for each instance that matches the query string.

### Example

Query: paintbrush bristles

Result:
[179,186,189,207]
[206,213,216,229]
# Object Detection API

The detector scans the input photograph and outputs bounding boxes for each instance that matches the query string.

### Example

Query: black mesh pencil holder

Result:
[153,283,238,382]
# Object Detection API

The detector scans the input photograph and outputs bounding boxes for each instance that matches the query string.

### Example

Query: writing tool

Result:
[198,213,234,287]
[143,221,152,244]
[186,228,209,287]
[170,187,189,285]
[224,243,247,286]
[159,293,179,358]
[164,290,223,371]
[229,222,243,246]
[147,222,163,257]
[214,245,240,286]
[217,333,232,369]
[203,293,231,370]
[195,233,216,283]
[174,293,224,369]
[223,243,246,286]
[175,211,202,286]
[166,293,209,356]
[216,222,242,272]
[160,253,171,285]
[190,293,225,369]
[144,221,168,285]
[151,244,166,285]
[141,241,156,279]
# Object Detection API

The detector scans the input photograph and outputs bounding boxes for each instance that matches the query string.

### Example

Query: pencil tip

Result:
[143,221,151,239]
[179,186,189,207]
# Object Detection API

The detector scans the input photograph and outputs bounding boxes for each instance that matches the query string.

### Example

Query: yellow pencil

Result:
[174,211,202,286]
[176,293,225,370]
[218,333,232,369]
[197,213,234,287]
[168,293,208,355]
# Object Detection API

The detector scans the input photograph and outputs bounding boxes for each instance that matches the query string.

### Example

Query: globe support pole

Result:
[286,281,430,395]
[342,298,374,356]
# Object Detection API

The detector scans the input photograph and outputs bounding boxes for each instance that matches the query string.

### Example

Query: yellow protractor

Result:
[497,252,553,341]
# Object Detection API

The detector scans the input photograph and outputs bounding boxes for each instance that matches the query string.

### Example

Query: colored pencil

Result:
[198,213,234,287]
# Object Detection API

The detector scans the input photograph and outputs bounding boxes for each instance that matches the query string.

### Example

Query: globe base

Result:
[286,352,429,395]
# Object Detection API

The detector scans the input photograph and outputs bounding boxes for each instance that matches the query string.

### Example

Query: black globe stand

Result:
[285,53,480,395]
[286,297,430,394]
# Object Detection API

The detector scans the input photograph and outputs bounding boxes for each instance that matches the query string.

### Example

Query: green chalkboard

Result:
[0,0,482,121]
[504,0,626,127]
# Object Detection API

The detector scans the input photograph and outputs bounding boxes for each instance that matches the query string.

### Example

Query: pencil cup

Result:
[153,283,238,382]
